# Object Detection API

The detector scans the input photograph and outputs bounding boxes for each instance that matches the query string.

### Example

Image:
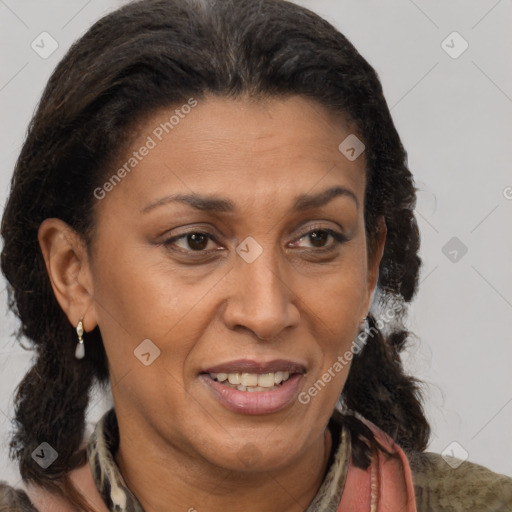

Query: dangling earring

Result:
[75,319,85,359]
[352,316,370,354]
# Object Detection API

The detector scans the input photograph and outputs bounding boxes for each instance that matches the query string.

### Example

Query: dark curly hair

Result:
[1,0,430,510]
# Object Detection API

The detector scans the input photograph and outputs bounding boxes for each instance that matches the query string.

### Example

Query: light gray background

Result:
[1,0,511,487]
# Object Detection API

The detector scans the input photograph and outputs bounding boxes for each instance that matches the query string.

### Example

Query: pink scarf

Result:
[338,417,416,511]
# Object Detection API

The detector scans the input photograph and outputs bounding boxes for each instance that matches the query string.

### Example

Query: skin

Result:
[38,94,386,512]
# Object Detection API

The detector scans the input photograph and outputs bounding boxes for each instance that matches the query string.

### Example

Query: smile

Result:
[200,360,306,415]
[209,371,292,392]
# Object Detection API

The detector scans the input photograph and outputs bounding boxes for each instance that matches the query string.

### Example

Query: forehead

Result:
[98,94,366,213]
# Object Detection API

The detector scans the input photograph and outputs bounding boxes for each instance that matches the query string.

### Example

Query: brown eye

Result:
[308,230,329,247]
[293,228,346,250]
[186,233,209,250]
[164,231,220,252]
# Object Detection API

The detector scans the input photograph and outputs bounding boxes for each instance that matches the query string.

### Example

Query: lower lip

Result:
[200,374,303,415]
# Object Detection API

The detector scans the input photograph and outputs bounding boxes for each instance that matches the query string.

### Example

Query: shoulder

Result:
[406,450,512,511]
[0,481,38,511]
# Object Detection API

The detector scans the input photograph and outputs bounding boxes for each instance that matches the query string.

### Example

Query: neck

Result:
[115,419,333,512]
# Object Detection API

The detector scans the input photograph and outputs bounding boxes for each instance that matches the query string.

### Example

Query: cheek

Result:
[302,255,367,341]
[299,360,353,410]
[91,240,199,339]
[297,249,367,405]
[89,238,226,395]
[298,274,364,412]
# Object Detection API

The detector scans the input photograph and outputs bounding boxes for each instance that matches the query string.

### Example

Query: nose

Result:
[221,250,300,341]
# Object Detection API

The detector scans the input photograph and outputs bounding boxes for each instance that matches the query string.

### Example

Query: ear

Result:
[38,218,97,333]
[364,215,386,313]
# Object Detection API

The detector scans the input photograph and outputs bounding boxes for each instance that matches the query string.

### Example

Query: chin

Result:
[198,432,305,474]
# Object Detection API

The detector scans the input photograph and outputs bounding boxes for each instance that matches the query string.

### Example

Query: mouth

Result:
[200,359,306,415]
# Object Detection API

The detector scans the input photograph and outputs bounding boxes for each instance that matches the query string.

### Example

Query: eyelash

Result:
[162,226,347,260]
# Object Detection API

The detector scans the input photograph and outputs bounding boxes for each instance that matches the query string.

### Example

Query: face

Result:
[85,94,384,472]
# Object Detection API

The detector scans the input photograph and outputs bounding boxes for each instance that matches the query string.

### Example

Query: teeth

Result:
[209,371,293,391]
[228,373,241,385]
[241,373,258,387]
[257,373,275,388]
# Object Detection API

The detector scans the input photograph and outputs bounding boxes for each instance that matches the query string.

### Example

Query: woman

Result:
[1,0,511,510]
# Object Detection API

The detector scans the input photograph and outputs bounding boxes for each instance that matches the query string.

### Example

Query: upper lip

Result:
[202,359,306,374]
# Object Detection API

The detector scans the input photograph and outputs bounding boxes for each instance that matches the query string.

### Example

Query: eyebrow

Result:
[141,185,358,214]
